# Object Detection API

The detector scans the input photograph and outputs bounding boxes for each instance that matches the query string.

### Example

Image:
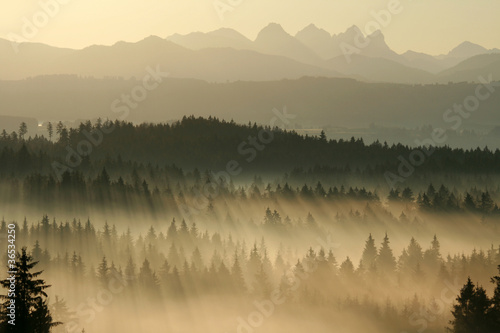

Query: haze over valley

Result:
[1,2,500,333]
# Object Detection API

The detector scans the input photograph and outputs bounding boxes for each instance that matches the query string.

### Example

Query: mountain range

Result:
[1,23,499,84]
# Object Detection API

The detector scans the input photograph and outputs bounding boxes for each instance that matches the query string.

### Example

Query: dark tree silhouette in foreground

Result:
[489,266,500,331]
[0,248,60,332]
[449,266,500,333]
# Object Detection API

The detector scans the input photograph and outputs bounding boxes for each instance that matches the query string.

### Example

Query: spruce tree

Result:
[231,255,246,294]
[489,265,500,330]
[449,278,490,333]
[361,234,378,273]
[0,248,60,332]
[377,233,397,275]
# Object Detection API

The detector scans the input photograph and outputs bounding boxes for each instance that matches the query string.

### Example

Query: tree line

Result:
[1,165,498,217]
[1,213,500,332]
[1,116,500,179]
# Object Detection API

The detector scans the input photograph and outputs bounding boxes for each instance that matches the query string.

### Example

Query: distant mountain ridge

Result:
[1,23,499,83]
[2,75,499,147]
[168,23,499,69]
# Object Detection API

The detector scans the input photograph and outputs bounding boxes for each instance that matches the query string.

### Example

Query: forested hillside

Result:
[1,117,500,333]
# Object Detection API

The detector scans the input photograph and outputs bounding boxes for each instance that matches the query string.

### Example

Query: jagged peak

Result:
[258,23,288,36]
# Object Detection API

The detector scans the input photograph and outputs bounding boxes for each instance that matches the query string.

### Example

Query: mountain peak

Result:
[333,25,364,40]
[301,24,321,33]
[304,23,318,29]
[258,23,288,38]
[208,28,251,42]
[254,23,321,65]
[345,25,362,35]
[448,41,488,58]
[296,24,331,38]
[454,41,485,49]
[133,35,181,49]
[139,35,164,43]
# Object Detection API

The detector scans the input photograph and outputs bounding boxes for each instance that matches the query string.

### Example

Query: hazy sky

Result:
[2,0,499,55]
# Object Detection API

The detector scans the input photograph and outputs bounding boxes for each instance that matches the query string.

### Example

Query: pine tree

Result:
[189,222,199,239]
[327,249,338,273]
[167,218,177,241]
[51,296,75,333]
[489,265,500,330]
[278,273,292,299]
[420,193,432,209]
[361,234,378,273]
[377,233,397,275]
[253,264,272,298]
[401,187,414,201]
[124,257,137,283]
[46,122,53,142]
[138,259,160,295]
[190,247,204,271]
[388,188,400,201]
[319,130,326,142]
[427,184,436,200]
[406,237,423,271]
[167,266,184,298]
[247,243,262,283]
[449,278,491,333]
[423,235,442,274]
[464,193,476,211]
[159,259,171,285]
[231,255,246,294]
[70,252,80,281]
[18,122,28,140]
[480,191,494,213]
[96,256,110,288]
[339,257,355,279]
[0,248,60,332]
[31,298,56,333]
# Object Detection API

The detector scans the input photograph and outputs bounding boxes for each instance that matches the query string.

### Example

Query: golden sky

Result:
[1,0,499,55]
